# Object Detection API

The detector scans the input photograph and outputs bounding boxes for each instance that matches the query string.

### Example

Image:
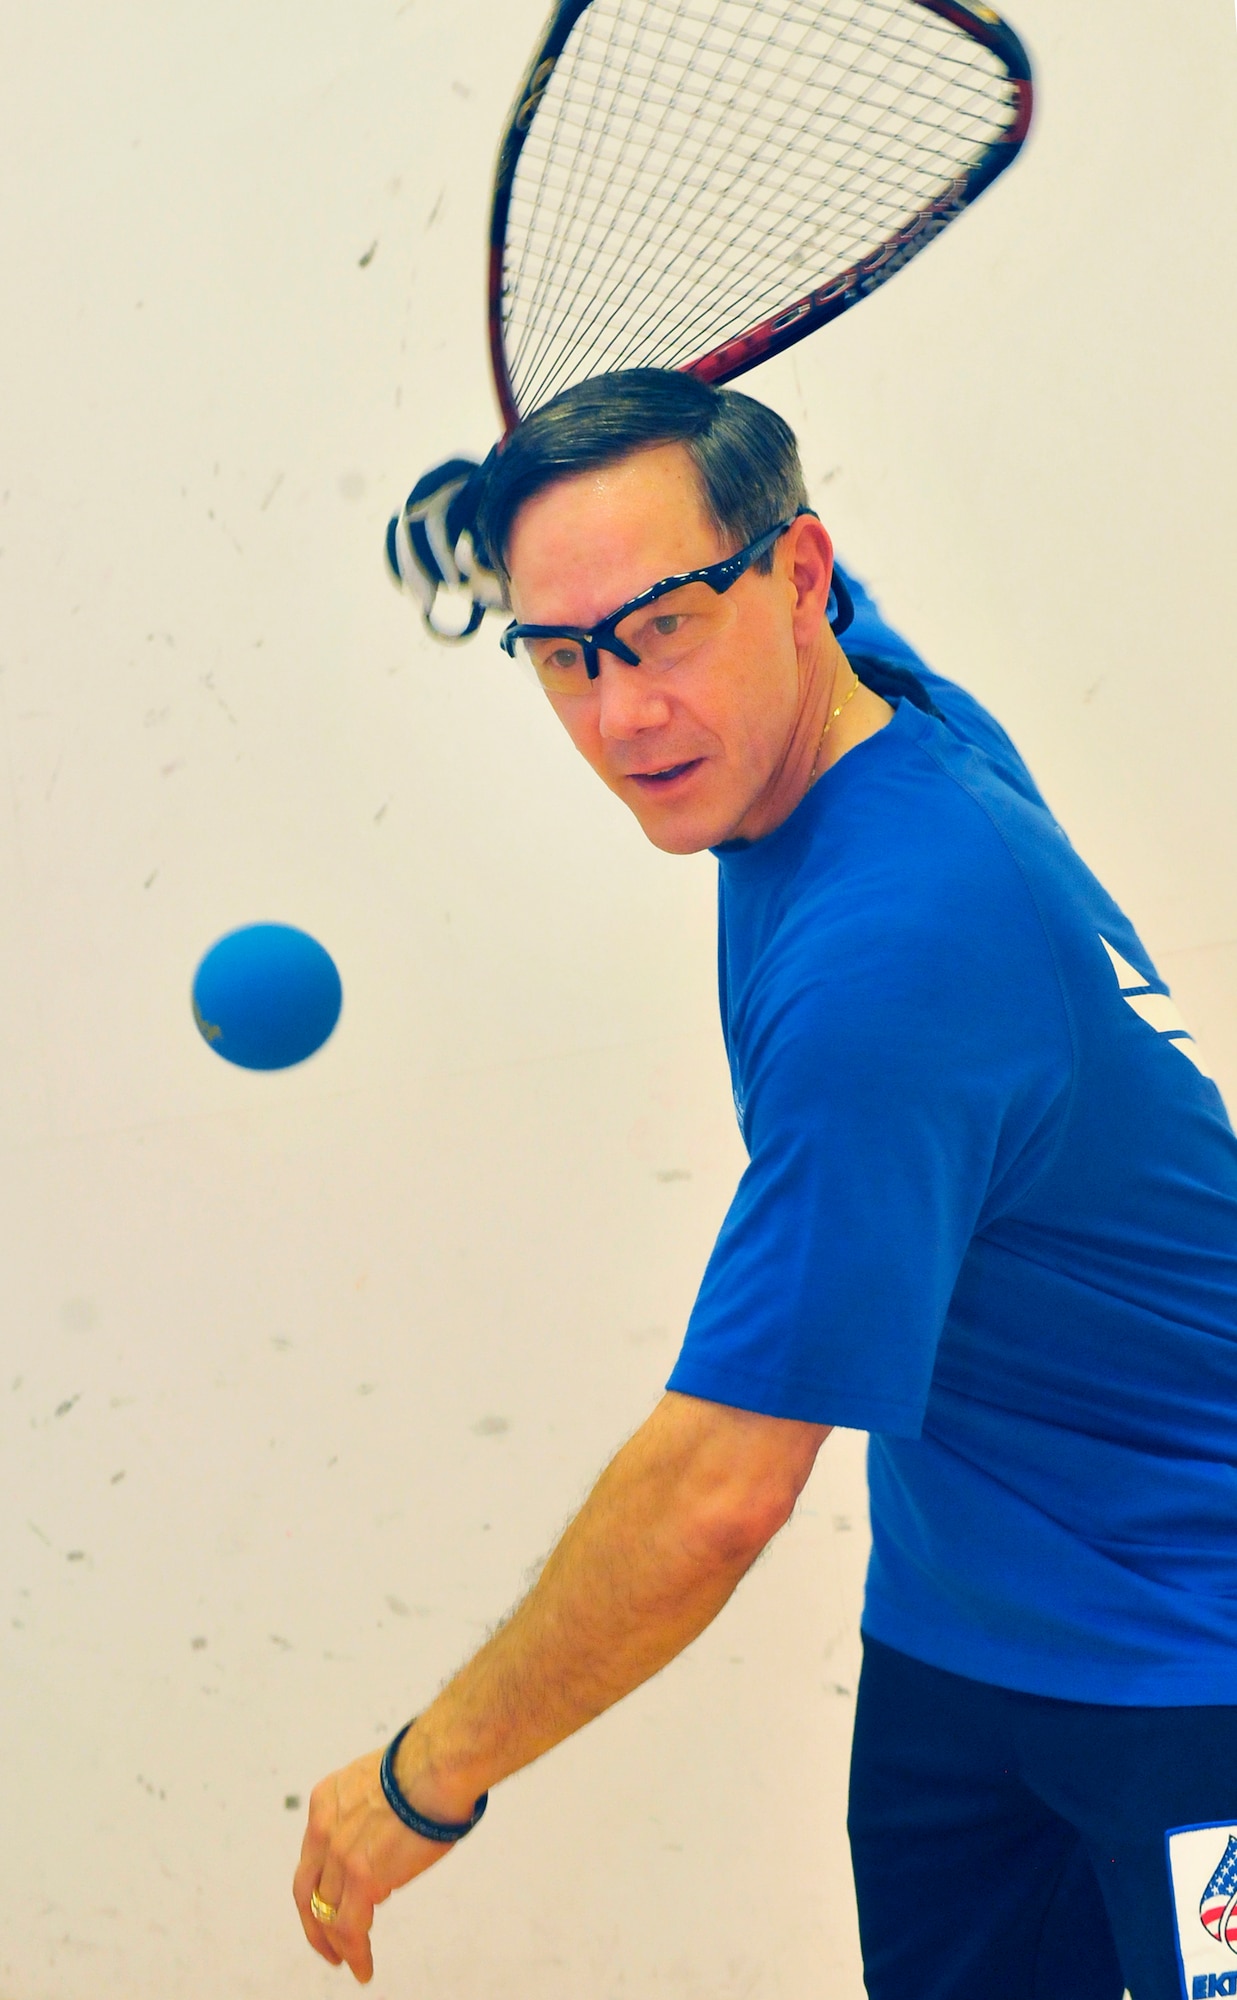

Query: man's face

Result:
[504,442,834,853]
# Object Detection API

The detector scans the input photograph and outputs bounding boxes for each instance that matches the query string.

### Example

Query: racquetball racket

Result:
[388,0,1033,634]
[489,0,1033,428]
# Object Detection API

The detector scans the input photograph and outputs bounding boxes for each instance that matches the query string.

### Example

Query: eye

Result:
[547,646,581,670]
[651,613,683,636]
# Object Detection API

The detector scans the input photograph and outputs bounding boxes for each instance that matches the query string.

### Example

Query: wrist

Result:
[392,1720,487,1827]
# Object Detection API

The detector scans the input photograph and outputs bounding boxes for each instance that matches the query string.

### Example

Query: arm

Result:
[293,1389,829,1982]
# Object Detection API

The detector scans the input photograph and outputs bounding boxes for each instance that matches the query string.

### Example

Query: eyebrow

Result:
[501,516,798,676]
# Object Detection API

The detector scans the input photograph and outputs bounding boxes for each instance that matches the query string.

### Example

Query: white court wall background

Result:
[0,5,1234,1998]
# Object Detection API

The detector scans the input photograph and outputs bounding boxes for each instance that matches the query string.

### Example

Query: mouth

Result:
[628,758,704,791]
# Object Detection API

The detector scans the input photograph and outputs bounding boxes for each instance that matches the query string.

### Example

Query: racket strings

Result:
[515,0,687,396]
[555,33,962,379]
[501,0,1018,414]
[512,0,701,400]
[517,12,993,389]
[508,0,964,356]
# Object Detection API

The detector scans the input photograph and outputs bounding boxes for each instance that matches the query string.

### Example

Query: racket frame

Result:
[487,0,1033,431]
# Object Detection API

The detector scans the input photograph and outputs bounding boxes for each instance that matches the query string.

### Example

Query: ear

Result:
[783,513,835,651]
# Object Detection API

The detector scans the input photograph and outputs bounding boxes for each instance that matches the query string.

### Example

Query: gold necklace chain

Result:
[808,667,860,786]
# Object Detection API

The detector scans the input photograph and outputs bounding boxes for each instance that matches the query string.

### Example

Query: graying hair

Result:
[474,368,808,585]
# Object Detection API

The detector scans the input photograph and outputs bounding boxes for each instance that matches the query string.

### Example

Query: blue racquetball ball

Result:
[192,923,343,1071]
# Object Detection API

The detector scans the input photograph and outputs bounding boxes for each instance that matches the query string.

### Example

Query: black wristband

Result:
[380,1722,489,1843]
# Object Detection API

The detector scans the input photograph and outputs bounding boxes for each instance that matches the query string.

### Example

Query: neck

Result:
[803,628,897,787]
[729,629,895,845]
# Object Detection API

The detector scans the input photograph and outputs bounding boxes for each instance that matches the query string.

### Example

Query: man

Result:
[295,370,1237,1998]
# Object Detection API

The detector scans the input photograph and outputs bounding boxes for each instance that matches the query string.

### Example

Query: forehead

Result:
[505,440,726,629]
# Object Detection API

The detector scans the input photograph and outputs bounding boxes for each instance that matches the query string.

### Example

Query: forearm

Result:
[397,1394,811,1814]
[294,1395,828,1980]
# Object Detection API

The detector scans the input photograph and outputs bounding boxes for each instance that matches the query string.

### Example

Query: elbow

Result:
[683,1483,798,1571]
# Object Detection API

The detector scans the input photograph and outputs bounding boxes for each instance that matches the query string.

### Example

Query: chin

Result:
[628,801,731,855]
[645,827,715,856]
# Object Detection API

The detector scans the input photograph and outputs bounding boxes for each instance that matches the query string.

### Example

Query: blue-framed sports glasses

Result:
[499,507,847,693]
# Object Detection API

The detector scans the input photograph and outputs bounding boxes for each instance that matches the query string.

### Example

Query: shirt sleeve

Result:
[667,823,1074,1436]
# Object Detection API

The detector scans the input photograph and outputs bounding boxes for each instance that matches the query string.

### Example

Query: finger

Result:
[325,1876,376,1985]
[293,1783,350,1962]
[307,1859,371,1980]
[292,1861,343,1966]
[295,1792,331,1887]
[293,1891,343,1966]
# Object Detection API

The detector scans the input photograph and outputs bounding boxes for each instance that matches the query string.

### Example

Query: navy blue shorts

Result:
[848,1637,1237,2000]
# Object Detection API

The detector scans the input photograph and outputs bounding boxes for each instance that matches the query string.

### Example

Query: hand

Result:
[292,1748,453,1983]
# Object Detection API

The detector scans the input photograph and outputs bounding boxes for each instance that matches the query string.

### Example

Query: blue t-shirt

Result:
[666,570,1237,1704]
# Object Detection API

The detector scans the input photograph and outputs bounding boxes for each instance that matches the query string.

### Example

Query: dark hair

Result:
[474,368,808,587]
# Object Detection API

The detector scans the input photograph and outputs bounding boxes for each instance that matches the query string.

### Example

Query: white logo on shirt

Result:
[1100,936,1212,1079]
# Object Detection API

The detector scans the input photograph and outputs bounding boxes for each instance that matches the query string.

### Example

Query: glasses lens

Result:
[614,583,731,670]
[519,635,589,693]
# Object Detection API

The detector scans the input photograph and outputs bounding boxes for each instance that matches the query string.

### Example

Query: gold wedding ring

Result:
[311,1888,340,1926]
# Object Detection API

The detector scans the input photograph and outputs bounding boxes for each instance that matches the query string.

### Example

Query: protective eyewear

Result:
[501,509,839,693]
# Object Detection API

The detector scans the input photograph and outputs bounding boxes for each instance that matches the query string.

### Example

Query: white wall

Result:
[0,5,1233,1997]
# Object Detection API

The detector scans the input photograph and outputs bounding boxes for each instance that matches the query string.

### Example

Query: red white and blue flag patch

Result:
[1168,1823,1237,1997]
[1201,1836,1237,1950]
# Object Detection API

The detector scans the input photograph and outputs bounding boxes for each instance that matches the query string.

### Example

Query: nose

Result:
[595,658,672,739]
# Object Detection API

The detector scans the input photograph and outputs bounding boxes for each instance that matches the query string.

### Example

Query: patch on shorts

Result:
[1166,1823,1237,1997]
